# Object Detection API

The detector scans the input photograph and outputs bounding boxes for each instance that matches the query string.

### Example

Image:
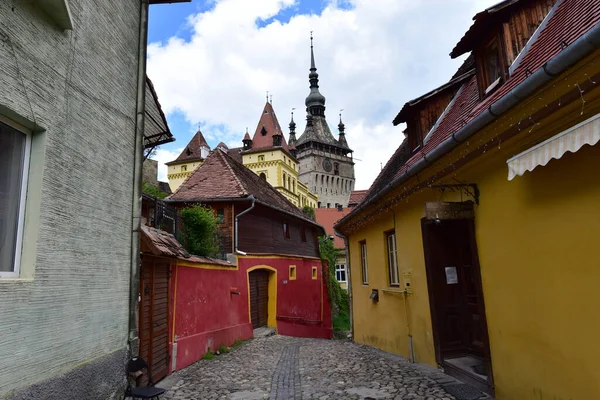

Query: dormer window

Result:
[481,37,503,96]
[261,126,267,136]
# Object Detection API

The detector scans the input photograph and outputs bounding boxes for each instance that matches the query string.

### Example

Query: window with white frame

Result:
[335,263,346,283]
[360,240,368,284]
[0,121,31,277]
[386,230,399,286]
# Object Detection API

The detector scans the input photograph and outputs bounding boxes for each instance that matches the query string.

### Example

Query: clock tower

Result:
[290,36,355,208]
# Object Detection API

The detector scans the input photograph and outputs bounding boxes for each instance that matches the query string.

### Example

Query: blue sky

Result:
[146,0,496,188]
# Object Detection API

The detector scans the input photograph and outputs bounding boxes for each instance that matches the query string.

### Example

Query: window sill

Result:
[0,277,34,283]
[381,288,407,295]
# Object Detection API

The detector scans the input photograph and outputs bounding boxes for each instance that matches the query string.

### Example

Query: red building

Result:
[142,148,333,373]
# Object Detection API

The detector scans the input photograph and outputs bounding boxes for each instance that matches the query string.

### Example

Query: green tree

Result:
[319,236,350,332]
[179,205,220,257]
[142,181,169,199]
[302,205,315,220]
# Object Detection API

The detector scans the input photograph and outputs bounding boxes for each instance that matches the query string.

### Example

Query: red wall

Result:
[169,264,253,371]
[239,256,333,339]
[169,256,332,372]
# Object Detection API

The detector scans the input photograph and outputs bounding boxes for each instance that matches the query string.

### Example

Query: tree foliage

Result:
[179,205,220,258]
[142,181,169,199]
[319,236,350,332]
[302,206,315,220]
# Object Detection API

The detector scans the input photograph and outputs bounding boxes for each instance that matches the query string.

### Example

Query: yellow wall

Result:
[167,160,203,192]
[345,53,600,399]
[243,150,318,208]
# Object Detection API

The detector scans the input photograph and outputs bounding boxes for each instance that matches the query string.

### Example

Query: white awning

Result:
[507,113,600,180]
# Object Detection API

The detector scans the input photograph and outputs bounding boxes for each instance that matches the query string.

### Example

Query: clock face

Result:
[322,158,332,172]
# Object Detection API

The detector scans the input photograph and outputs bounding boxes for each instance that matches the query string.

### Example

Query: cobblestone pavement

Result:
[161,335,460,400]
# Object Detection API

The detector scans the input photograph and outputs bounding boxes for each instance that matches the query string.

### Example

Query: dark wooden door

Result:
[139,256,170,383]
[249,270,269,328]
[421,219,490,360]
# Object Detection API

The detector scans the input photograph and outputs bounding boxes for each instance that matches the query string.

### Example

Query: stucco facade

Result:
[340,46,600,400]
[0,1,141,398]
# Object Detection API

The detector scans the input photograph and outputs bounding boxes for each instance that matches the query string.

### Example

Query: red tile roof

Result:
[141,225,232,266]
[248,102,289,151]
[356,0,600,218]
[166,129,210,165]
[314,208,352,248]
[348,190,368,206]
[168,149,315,224]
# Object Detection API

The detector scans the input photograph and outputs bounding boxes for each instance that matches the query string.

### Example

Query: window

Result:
[335,264,346,283]
[312,266,318,280]
[259,172,266,180]
[360,240,368,284]
[258,155,265,162]
[283,222,290,239]
[479,36,504,96]
[181,165,187,172]
[386,231,399,286]
[289,265,296,280]
[334,162,339,175]
[0,121,31,277]
[216,208,225,223]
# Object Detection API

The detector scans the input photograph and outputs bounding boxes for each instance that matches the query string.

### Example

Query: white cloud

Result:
[147,0,498,189]
[153,147,183,182]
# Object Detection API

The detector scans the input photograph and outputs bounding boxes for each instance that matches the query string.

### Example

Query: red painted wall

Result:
[239,256,333,339]
[169,264,253,371]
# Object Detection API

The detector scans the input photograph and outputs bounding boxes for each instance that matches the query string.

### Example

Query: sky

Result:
[147,0,499,190]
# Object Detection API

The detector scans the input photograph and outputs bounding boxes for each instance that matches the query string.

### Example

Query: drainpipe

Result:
[334,228,353,339]
[234,195,255,255]
[345,21,600,220]
[128,0,149,357]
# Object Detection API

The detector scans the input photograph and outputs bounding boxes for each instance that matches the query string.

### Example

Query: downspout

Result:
[128,0,149,357]
[334,228,353,339]
[346,21,600,221]
[234,195,255,255]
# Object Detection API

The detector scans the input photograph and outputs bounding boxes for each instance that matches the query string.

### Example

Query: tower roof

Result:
[305,35,326,110]
[166,129,210,165]
[247,101,289,151]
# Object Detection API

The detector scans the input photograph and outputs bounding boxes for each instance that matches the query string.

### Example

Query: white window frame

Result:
[335,263,346,283]
[360,241,368,285]
[386,231,399,286]
[0,120,32,278]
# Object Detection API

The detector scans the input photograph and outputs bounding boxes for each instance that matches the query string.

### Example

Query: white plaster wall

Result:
[0,0,138,395]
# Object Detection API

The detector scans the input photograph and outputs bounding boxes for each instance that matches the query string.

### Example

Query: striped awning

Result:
[507,113,600,180]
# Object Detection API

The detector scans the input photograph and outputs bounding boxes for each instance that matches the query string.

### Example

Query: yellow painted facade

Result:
[342,51,600,399]
[243,149,318,208]
[167,160,204,192]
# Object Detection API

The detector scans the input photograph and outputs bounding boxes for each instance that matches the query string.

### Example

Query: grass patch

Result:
[232,339,245,348]
[202,349,215,360]
[217,344,230,354]
[333,309,350,332]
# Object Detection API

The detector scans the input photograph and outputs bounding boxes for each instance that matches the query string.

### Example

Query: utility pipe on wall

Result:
[128,0,149,357]
[235,195,255,255]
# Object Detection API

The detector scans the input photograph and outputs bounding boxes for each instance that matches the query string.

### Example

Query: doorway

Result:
[421,217,493,393]
[249,269,269,329]
[139,256,170,383]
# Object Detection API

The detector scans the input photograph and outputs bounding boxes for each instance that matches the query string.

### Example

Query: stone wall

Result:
[0,1,139,398]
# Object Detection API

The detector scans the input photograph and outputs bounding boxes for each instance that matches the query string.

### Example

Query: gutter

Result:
[128,0,149,356]
[235,195,255,255]
[339,21,600,230]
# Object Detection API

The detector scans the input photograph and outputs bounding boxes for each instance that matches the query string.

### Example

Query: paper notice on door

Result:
[445,266,458,284]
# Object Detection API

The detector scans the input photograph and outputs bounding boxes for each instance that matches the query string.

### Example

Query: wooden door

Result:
[139,256,170,383]
[421,219,490,360]
[249,270,269,328]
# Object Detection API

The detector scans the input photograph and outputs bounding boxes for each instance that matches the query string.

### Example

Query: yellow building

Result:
[166,129,210,192]
[240,101,318,208]
[337,2,600,399]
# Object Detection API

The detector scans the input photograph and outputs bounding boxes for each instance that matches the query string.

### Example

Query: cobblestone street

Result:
[160,335,465,400]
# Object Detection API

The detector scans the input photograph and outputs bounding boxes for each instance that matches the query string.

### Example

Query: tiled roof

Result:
[140,225,232,266]
[144,77,174,149]
[167,129,210,165]
[314,208,352,249]
[169,148,314,223]
[217,141,229,149]
[366,0,600,205]
[348,190,368,206]
[248,102,289,151]
[296,115,339,147]
[227,146,243,163]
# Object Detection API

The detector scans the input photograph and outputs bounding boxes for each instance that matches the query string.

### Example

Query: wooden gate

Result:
[139,256,170,382]
[249,270,269,328]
